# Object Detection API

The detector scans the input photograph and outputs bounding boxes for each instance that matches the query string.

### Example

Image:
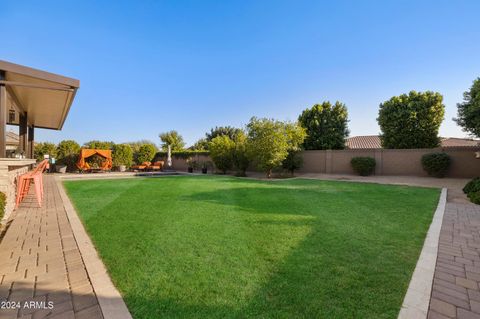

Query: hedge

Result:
[421,152,451,178]
[154,150,210,161]
[351,157,376,176]
[0,192,6,221]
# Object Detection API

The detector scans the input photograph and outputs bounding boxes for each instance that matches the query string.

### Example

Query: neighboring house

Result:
[345,135,479,149]
[6,131,19,154]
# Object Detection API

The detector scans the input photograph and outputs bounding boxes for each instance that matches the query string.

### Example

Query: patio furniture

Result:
[149,161,164,171]
[76,149,112,172]
[131,161,151,171]
[15,159,48,208]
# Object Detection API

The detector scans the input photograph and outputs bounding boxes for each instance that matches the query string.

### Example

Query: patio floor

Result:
[0,175,103,319]
[428,202,480,319]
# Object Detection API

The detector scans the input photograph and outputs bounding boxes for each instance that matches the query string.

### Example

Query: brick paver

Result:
[429,202,480,319]
[0,176,103,319]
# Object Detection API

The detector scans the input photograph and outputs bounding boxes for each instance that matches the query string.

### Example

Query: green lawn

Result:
[64,176,440,319]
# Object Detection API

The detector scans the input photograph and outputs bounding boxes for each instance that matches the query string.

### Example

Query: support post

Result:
[28,125,34,159]
[0,71,6,158]
[19,112,27,154]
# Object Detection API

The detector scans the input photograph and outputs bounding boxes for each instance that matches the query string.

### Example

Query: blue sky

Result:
[1,1,479,147]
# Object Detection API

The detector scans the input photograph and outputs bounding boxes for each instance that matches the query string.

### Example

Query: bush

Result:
[421,153,451,178]
[351,157,376,176]
[463,177,480,194]
[112,144,133,168]
[34,142,57,161]
[0,192,5,221]
[209,135,235,174]
[56,140,80,172]
[468,191,480,205]
[135,144,156,164]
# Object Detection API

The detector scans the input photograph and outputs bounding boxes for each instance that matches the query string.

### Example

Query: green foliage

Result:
[154,150,210,161]
[209,135,235,174]
[34,142,57,161]
[246,117,306,177]
[113,144,133,167]
[56,140,80,171]
[455,78,480,137]
[0,192,5,221]
[206,126,243,142]
[232,131,250,176]
[128,140,158,153]
[136,144,156,164]
[159,130,185,151]
[463,177,480,194]
[468,191,480,205]
[351,157,376,176]
[421,152,451,178]
[377,91,445,149]
[298,101,349,150]
[83,140,115,150]
[190,138,209,151]
[282,150,303,176]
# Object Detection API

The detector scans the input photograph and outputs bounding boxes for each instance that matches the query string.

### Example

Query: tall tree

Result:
[246,117,306,177]
[377,91,445,149]
[298,101,349,150]
[159,130,185,151]
[209,135,235,174]
[454,78,480,137]
[83,140,115,150]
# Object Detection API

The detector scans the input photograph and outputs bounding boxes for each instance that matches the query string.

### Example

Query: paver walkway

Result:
[428,202,480,319]
[0,176,103,319]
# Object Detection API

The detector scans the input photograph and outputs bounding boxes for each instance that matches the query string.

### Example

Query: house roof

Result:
[345,135,479,149]
[0,60,80,130]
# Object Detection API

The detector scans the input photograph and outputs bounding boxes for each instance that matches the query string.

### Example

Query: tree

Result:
[135,144,156,164]
[454,78,480,137]
[34,142,57,162]
[128,140,158,153]
[209,135,235,174]
[298,101,349,150]
[190,138,209,151]
[83,140,115,150]
[246,117,306,177]
[112,144,133,167]
[56,140,80,171]
[232,131,250,176]
[282,150,303,176]
[206,126,243,142]
[377,91,445,149]
[159,130,185,151]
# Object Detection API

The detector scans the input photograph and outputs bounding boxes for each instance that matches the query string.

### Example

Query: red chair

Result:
[15,160,48,208]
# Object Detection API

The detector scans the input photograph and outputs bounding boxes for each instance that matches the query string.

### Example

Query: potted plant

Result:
[201,161,213,174]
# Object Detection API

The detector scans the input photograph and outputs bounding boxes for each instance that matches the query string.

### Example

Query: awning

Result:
[0,60,80,130]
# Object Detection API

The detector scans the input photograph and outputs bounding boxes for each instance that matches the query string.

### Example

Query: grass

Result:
[64,175,440,319]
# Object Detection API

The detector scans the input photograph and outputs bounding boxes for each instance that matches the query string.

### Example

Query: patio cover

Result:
[76,149,113,171]
[0,60,79,130]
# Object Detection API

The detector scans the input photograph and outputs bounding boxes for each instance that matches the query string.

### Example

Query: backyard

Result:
[63,176,440,319]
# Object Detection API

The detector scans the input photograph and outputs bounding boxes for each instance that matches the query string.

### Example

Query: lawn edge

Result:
[398,187,447,319]
[55,176,133,319]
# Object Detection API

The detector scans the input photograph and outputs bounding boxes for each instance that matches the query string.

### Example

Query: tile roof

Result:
[345,136,480,149]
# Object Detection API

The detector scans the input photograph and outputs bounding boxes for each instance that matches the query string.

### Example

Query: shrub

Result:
[0,192,6,221]
[154,150,210,161]
[34,142,57,161]
[463,177,480,194]
[83,140,115,150]
[351,157,376,176]
[112,144,133,168]
[468,191,480,205]
[282,150,304,176]
[421,153,451,178]
[56,140,80,171]
[135,144,156,164]
[209,135,235,174]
